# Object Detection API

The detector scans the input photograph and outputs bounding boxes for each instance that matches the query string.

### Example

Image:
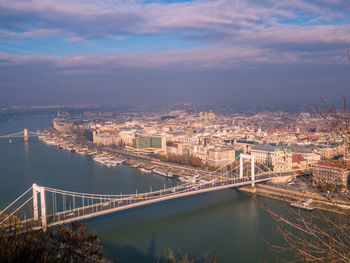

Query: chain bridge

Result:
[0,129,41,141]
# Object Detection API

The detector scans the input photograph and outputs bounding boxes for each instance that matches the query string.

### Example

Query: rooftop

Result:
[251,143,313,153]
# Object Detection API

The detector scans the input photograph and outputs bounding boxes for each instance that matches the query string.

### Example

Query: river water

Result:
[0,116,289,262]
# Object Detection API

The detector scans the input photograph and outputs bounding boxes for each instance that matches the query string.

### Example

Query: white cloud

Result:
[0,0,349,67]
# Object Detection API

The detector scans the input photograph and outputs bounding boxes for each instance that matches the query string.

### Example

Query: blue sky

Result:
[0,0,349,107]
[0,34,203,55]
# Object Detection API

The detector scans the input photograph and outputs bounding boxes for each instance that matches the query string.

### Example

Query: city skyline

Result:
[0,0,350,106]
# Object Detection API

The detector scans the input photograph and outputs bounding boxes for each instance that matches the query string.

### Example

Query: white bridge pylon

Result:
[240,154,255,187]
[33,183,47,227]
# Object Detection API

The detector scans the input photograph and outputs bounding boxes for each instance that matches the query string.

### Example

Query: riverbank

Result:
[239,184,350,213]
[41,128,212,181]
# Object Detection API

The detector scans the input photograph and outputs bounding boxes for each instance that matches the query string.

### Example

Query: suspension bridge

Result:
[0,129,41,142]
[0,154,295,230]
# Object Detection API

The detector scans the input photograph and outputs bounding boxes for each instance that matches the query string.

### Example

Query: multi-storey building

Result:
[53,118,74,133]
[207,147,236,167]
[312,161,350,189]
[131,134,166,154]
[93,130,121,146]
[251,143,320,170]
[166,141,183,155]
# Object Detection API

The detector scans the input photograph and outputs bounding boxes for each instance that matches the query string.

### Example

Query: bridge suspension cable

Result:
[0,186,33,217]
[28,131,41,136]
[0,130,41,138]
[0,197,33,225]
[0,131,25,138]
[40,159,244,200]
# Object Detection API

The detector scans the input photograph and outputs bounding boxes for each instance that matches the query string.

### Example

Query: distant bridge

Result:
[0,154,294,229]
[0,129,41,141]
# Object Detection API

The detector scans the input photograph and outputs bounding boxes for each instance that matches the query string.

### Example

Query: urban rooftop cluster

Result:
[51,108,350,190]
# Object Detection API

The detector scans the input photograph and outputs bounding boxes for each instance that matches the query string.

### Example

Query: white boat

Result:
[76,148,88,155]
[92,155,122,167]
[93,156,108,164]
[153,169,174,178]
[290,199,315,211]
[139,168,152,174]
[44,139,57,145]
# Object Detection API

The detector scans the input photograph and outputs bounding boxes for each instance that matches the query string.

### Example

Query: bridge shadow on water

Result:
[82,188,244,226]
[102,233,211,263]
[102,233,161,263]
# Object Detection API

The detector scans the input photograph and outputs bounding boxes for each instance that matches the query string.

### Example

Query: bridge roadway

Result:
[0,130,41,138]
[43,172,288,228]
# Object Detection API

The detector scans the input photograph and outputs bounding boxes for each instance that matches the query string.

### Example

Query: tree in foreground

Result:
[164,248,217,263]
[0,221,103,263]
[262,100,350,262]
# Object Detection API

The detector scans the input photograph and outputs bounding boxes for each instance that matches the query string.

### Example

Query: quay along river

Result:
[0,116,292,262]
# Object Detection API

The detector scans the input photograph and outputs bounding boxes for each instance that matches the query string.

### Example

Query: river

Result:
[0,116,289,262]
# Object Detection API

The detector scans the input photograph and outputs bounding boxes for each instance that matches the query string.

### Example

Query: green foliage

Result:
[72,127,93,141]
[160,154,203,168]
[327,183,337,192]
[338,184,346,191]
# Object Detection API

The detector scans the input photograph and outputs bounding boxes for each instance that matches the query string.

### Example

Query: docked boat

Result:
[139,167,152,173]
[130,163,140,168]
[43,138,57,145]
[290,199,315,211]
[93,156,108,164]
[92,155,122,167]
[76,148,88,155]
[153,169,174,178]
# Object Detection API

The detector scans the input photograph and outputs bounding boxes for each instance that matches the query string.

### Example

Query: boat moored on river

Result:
[290,199,315,211]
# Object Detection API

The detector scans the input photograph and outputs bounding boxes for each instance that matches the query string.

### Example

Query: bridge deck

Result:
[45,175,275,227]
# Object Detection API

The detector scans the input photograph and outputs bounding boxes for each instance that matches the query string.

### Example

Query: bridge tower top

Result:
[24,129,28,142]
[239,154,255,187]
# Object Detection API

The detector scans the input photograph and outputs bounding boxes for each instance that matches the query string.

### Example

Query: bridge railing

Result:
[44,172,280,226]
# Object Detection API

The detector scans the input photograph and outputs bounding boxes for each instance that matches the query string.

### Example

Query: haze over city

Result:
[1,0,349,107]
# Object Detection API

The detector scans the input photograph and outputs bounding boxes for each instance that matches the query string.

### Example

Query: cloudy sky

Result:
[0,0,349,107]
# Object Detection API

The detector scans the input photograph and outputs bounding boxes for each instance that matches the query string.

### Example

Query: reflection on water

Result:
[24,141,29,161]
